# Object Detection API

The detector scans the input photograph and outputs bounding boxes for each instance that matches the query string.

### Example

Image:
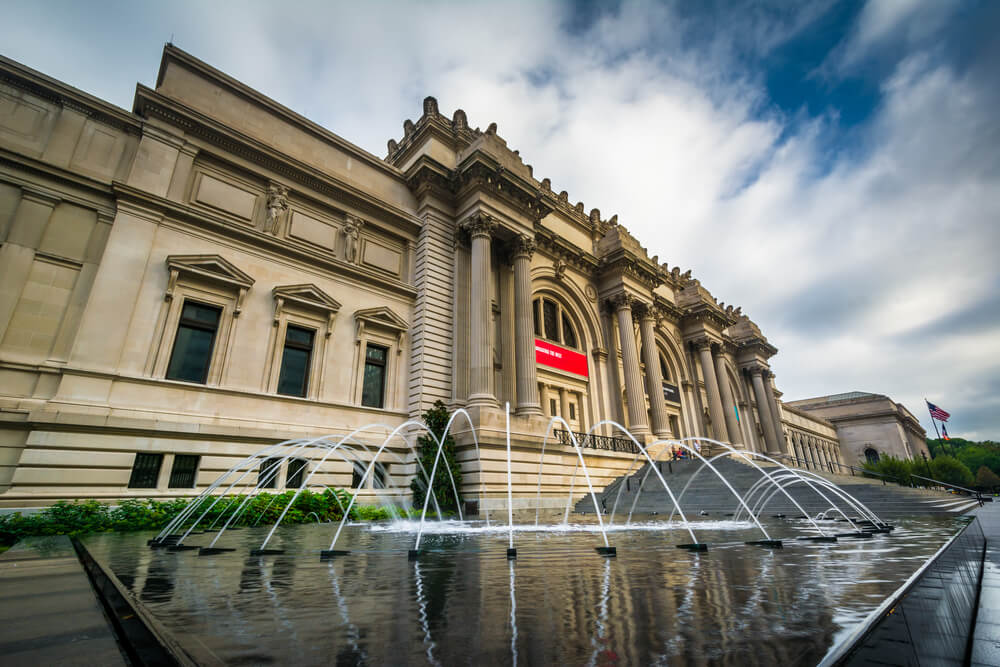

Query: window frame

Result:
[351,307,408,410]
[168,454,200,489]
[128,453,164,489]
[264,285,341,400]
[257,457,284,489]
[165,300,222,384]
[361,343,388,409]
[276,324,316,397]
[531,296,580,350]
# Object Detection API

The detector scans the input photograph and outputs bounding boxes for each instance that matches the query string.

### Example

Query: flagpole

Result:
[925,398,943,457]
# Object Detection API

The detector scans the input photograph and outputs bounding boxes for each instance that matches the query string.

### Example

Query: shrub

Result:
[929,455,974,488]
[974,466,1000,491]
[411,400,463,514]
[0,488,390,547]
[862,455,915,486]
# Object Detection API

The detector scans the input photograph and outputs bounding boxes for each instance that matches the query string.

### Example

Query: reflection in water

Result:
[83,517,964,665]
[414,561,441,667]
[509,560,518,667]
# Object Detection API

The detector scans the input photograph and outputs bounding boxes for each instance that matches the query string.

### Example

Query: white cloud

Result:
[0,0,996,437]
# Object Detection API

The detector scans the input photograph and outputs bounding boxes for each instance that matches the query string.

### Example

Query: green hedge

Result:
[862,454,974,488]
[0,489,409,547]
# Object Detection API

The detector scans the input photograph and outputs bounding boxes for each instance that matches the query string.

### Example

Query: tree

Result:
[975,466,1000,491]
[410,400,463,514]
[928,455,974,487]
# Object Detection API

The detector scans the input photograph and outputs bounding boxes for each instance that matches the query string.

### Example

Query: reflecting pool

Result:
[83,515,964,666]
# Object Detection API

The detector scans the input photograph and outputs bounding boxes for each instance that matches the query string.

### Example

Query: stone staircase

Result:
[576,457,982,518]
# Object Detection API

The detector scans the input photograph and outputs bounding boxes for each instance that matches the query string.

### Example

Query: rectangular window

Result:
[533,299,542,337]
[361,344,388,408]
[166,301,221,383]
[286,458,307,489]
[543,299,558,341]
[550,398,557,415]
[128,453,164,489]
[276,325,315,397]
[168,454,200,488]
[351,461,365,488]
[569,403,576,420]
[258,457,283,489]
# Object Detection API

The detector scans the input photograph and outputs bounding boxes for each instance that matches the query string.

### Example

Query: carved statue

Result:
[343,215,364,264]
[263,183,289,235]
[553,258,567,280]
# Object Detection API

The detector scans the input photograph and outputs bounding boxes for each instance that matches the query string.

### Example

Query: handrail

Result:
[911,474,984,506]
[773,454,985,506]
[553,429,640,454]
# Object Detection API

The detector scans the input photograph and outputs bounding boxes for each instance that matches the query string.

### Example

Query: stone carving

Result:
[540,178,551,191]
[423,96,438,116]
[452,109,468,130]
[460,212,496,238]
[403,119,415,138]
[559,190,569,202]
[589,208,601,226]
[608,214,619,226]
[610,292,633,312]
[510,234,536,260]
[343,215,365,264]
[263,183,289,235]
[387,139,398,155]
[553,258,567,281]
[486,122,498,135]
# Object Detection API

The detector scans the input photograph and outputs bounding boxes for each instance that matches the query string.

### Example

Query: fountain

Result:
[150,403,894,558]
[87,403,966,664]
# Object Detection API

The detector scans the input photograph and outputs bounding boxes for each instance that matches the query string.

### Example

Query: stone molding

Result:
[460,212,497,239]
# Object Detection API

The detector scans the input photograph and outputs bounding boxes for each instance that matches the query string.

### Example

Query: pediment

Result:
[272,284,341,314]
[166,254,255,289]
[354,306,409,332]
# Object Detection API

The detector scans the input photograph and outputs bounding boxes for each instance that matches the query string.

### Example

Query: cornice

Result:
[0,55,141,134]
[652,295,683,325]
[0,149,117,216]
[156,44,401,180]
[598,247,662,291]
[534,226,600,275]
[111,182,418,300]
[680,302,732,333]
[133,86,421,236]
[453,154,552,223]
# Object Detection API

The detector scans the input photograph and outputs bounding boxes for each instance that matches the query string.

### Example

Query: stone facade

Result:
[0,46,840,508]
[786,392,930,465]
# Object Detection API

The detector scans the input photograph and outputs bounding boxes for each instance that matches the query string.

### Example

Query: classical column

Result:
[695,339,729,443]
[763,372,787,454]
[747,365,780,455]
[540,384,551,417]
[713,350,743,448]
[612,294,650,438]
[510,234,541,415]
[463,214,497,407]
[636,304,670,438]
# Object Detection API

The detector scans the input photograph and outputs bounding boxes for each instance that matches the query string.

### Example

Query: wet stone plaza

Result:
[83,515,964,665]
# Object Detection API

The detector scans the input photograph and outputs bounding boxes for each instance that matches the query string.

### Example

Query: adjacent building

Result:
[2,46,921,509]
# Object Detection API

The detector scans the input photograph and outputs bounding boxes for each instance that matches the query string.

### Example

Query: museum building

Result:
[0,46,925,508]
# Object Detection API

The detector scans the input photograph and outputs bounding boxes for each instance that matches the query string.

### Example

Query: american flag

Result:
[927,401,950,422]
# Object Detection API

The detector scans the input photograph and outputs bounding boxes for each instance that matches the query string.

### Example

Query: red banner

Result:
[535,338,588,377]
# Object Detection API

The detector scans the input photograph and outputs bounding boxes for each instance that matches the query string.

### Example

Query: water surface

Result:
[83,515,963,665]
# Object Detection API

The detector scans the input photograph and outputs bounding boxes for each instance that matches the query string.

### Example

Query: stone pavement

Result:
[970,502,1000,666]
[0,536,125,666]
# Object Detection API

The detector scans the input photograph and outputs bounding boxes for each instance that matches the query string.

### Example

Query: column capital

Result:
[509,233,536,260]
[460,212,497,239]
[741,360,768,376]
[690,335,714,352]
[609,291,634,313]
[632,301,656,322]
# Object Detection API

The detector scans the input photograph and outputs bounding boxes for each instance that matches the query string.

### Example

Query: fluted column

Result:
[510,234,541,415]
[636,304,670,438]
[463,214,497,407]
[748,365,779,455]
[713,350,743,448]
[540,384,551,417]
[559,388,570,424]
[763,372,788,454]
[695,339,729,443]
[612,294,650,438]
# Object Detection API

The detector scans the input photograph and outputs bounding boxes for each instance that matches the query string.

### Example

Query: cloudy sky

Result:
[3,1,998,439]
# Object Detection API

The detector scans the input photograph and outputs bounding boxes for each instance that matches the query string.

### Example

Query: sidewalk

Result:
[968,502,1000,666]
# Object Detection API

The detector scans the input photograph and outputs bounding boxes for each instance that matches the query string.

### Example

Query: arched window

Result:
[532,296,579,349]
[864,447,880,464]
[658,353,670,381]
